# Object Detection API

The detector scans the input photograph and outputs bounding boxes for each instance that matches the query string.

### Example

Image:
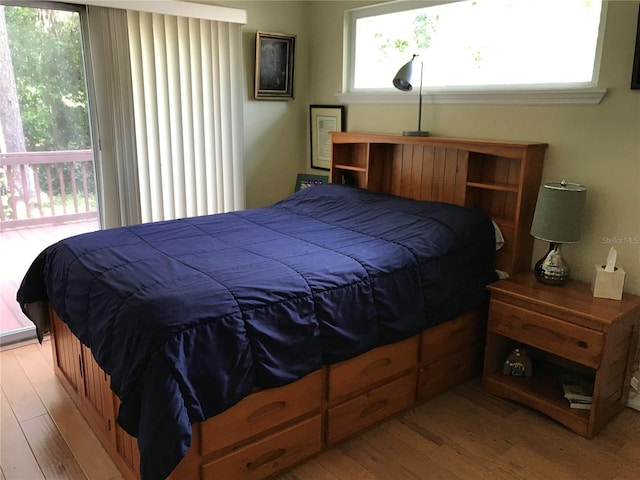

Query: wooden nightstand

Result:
[482,272,640,438]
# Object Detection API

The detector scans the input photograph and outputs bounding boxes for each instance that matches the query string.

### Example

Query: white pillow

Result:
[492,220,505,251]
[492,220,509,279]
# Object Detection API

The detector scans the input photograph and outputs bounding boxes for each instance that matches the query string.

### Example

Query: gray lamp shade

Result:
[530,181,587,243]
[393,57,415,91]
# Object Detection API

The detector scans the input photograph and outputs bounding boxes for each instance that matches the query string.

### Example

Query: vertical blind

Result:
[85,6,140,228]
[86,6,245,226]
[128,11,245,223]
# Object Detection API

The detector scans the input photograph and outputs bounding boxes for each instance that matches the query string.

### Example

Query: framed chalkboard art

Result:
[255,31,296,99]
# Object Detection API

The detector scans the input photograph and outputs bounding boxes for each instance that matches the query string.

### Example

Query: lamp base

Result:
[534,242,571,285]
[402,130,430,137]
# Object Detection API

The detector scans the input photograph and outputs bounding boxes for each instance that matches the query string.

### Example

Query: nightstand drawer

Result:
[488,299,604,368]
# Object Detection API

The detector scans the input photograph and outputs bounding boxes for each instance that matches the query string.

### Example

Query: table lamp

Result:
[393,54,429,136]
[530,180,587,285]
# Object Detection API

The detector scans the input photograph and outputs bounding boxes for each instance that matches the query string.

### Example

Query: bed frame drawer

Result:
[489,299,604,368]
[418,344,483,402]
[326,371,416,445]
[201,415,322,480]
[199,370,323,457]
[327,335,419,405]
[421,309,485,365]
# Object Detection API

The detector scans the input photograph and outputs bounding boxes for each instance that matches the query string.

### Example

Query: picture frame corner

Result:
[631,4,640,89]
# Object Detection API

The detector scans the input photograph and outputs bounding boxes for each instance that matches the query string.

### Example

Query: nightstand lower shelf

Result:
[482,372,590,437]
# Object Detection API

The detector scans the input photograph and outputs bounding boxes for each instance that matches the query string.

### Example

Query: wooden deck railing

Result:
[0,150,98,231]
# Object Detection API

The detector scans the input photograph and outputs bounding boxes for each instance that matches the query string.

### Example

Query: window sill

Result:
[336,85,607,105]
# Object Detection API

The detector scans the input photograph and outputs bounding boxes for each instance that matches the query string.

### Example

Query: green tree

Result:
[413,14,438,51]
[5,6,89,151]
[4,6,94,202]
[0,6,26,152]
[373,12,438,65]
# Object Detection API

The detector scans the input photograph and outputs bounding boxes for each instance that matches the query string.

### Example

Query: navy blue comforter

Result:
[17,184,497,479]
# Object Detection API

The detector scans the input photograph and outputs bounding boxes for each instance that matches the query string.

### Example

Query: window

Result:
[342,0,607,104]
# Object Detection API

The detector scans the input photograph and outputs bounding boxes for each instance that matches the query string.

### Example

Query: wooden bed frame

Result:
[47,133,546,479]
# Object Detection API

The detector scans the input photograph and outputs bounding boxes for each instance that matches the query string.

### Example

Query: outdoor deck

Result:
[0,219,99,336]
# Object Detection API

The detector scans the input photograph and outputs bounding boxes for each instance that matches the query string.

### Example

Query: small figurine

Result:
[503,347,533,377]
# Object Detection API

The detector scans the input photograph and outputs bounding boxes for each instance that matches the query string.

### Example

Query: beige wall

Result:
[213,1,311,209]
[214,0,640,294]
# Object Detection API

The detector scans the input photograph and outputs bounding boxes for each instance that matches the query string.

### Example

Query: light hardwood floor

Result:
[1,339,639,480]
[1,220,99,335]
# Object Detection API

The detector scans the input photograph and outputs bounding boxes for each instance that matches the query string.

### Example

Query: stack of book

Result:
[559,371,593,410]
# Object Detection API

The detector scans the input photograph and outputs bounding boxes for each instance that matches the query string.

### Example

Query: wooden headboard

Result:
[330,132,546,276]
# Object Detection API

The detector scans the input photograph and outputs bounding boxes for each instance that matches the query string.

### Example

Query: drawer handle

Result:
[247,401,287,422]
[246,448,286,471]
[577,341,588,349]
[360,399,388,418]
[362,357,392,375]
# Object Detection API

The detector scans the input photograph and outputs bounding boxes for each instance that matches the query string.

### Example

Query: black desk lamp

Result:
[393,54,429,137]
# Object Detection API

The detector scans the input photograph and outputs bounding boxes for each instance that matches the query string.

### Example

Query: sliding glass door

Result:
[0,2,99,345]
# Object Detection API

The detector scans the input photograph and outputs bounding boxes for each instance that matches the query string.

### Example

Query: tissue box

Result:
[591,264,625,300]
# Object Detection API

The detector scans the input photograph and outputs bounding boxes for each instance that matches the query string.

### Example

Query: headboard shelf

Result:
[330,132,547,276]
[466,181,520,193]
[333,164,367,172]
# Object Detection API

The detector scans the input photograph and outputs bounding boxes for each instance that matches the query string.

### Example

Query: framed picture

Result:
[632,5,640,89]
[294,173,329,193]
[310,105,345,170]
[255,31,296,99]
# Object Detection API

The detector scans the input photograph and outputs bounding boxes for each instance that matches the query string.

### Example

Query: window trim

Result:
[336,85,608,105]
[341,0,609,105]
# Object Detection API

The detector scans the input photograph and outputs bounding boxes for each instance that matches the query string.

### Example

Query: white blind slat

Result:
[210,22,224,212]
[125,9,150,224]
[229,24,245,210]
[190,19,206,217]
[137,12,161,221]
[165,15,185,218]
[218,23,234,211]
[202,22,217,215]
[178,17,196,218]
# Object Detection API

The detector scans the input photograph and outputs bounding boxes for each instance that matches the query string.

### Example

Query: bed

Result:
[17,133,546,480]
